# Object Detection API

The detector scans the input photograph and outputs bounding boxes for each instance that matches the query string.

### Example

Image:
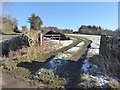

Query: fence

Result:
[39,34,61,46]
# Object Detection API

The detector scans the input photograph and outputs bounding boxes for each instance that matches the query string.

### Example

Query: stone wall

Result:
[89,35,120,77]
[99,35,120,61]
[1,34,34,57]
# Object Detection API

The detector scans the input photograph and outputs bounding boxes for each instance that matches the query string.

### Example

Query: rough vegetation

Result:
[34,68,66,88]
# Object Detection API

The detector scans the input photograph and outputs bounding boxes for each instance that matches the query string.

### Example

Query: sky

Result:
[4,2,118,31]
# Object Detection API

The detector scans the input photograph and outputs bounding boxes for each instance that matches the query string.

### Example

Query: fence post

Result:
[40,33,43,46]
[38,33,43,46]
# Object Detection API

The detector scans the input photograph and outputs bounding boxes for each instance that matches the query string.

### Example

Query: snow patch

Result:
[67,47,80,52]
[59,40,73,48]
[81,58,110,87]
[82,58,98,75]
[89,75,109,86]
[76,41,84,47]
[82,58,90,74]
[48,59,63,72]
[88,49,99,55]
[55,53,71,60]
[91,42,100,49]
[50,40,73,49]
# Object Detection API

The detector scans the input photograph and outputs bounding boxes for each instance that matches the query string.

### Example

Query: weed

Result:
[11,67,30,79]
[3,60,17,70]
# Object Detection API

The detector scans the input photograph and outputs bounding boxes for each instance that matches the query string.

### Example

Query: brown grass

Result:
[8,39,55,63]
[107,80,120,89]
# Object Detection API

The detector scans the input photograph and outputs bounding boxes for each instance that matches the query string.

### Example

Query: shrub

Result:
[35,68,66,88]
[11,67,30,79]
[3,60,17,70]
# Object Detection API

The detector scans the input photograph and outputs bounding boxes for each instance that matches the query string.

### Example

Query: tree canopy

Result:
[28,13,43,30]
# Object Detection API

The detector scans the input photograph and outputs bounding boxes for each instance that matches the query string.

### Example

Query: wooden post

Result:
[38,33,43,46]
[40,33,43,46]
[59,35,60,44]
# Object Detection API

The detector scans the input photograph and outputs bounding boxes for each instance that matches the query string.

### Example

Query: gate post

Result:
[40,33,43,46]
[38,33,43,46]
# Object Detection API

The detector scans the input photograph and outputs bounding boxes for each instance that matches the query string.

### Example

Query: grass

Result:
[78,74,100,88]
[66,35,91,61]
[53,34,91,61]
[107,80,120,89]
[3,60,17,70]
[35,68,66,88]
[8,41,54,63]
[10,67,31,79]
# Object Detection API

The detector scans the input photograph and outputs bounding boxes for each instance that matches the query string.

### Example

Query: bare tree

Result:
[2,0,13,17]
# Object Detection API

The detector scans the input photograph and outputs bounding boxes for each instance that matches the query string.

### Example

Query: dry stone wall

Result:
[1,34,34,57]
[100,35,120,61]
